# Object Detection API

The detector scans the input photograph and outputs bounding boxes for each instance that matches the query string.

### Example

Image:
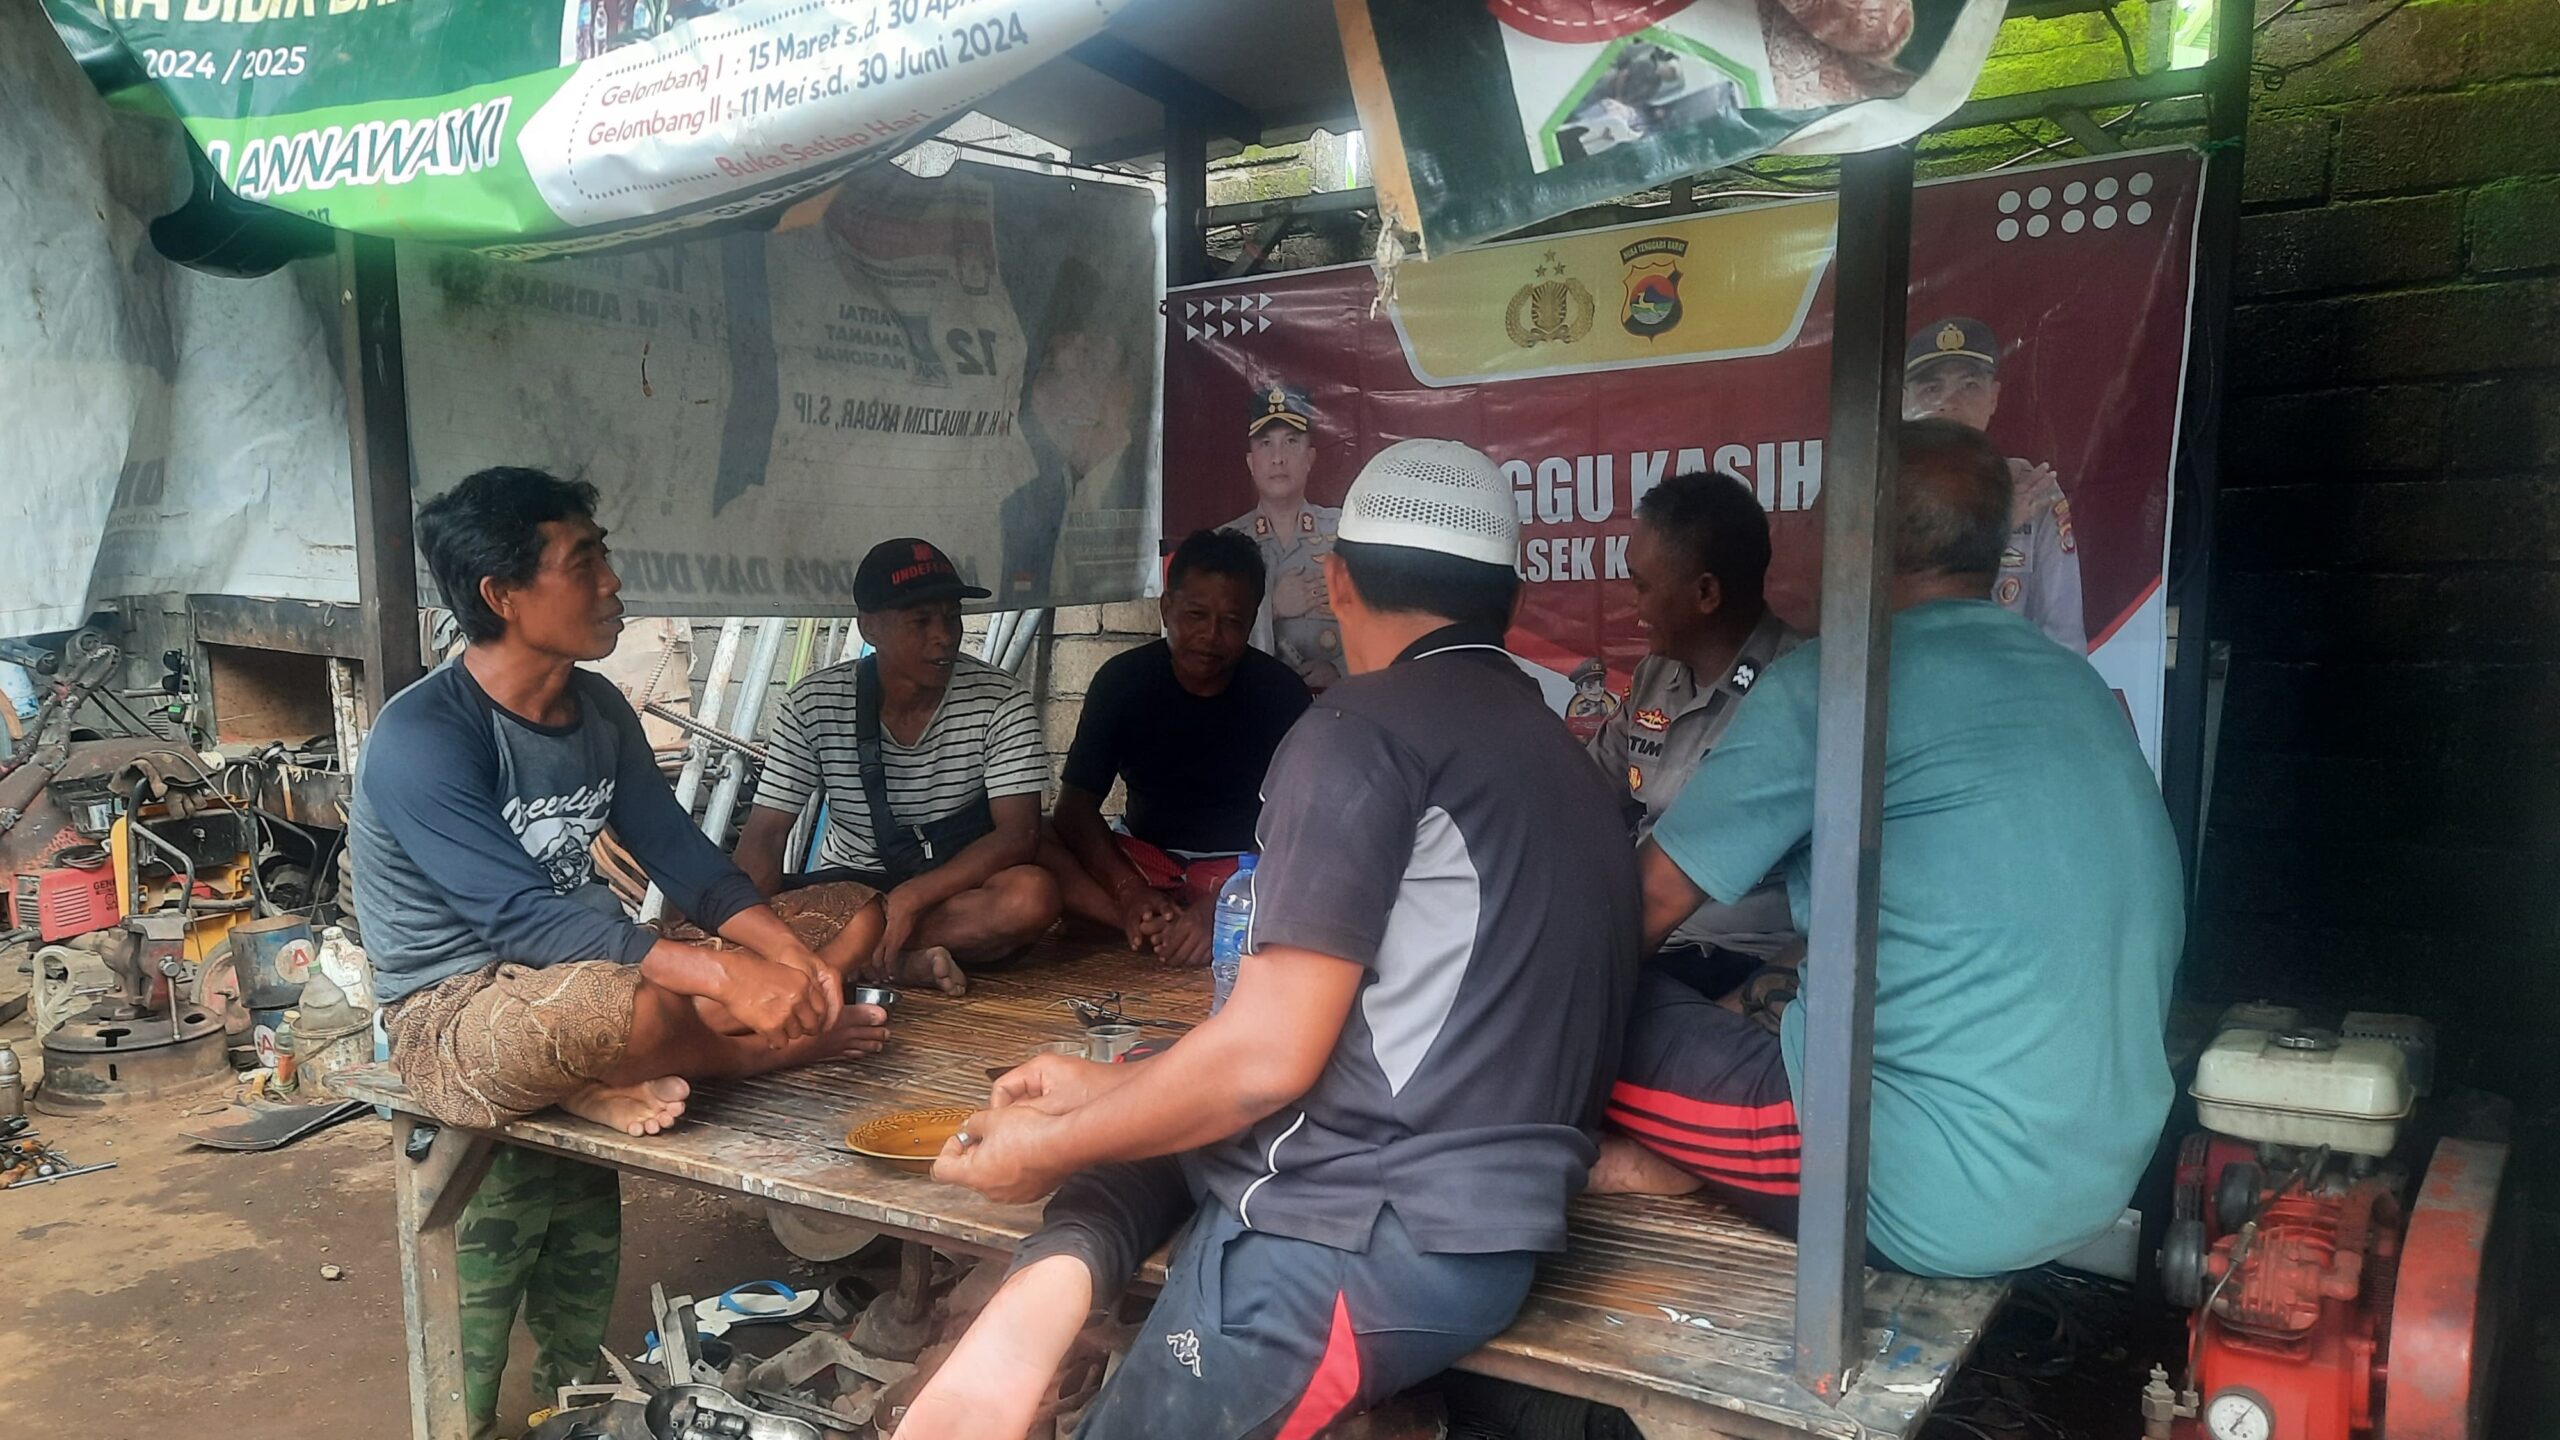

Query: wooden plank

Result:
[346,943,2004,1439]
[391,1118,496,1440]
[188,594,370,660]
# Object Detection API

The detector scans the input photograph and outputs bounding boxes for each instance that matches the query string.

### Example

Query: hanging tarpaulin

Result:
[399,159,1162,615]
[1337,0,2007,255]
[39,0,1128,267]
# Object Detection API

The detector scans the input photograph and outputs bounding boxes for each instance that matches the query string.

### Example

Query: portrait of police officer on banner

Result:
[1902,317,2088,654]
[1221,380,1345,690]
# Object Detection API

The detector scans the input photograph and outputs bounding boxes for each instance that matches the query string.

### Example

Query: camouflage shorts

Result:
[386,961,645,1129]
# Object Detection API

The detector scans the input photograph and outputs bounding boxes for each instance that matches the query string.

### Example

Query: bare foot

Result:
[892,945,968,997]
[562,1076,691,1136]
[1587,1135,1707,1197]
[892,1254,1093,1440]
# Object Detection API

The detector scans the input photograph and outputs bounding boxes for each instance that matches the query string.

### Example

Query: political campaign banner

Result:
[1166,149,2202,772]
[401,157,1160,615]
[39,0,1125,266]
[1339,0,2006,255]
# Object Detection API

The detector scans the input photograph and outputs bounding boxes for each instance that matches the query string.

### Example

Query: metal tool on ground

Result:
[36,910,230,1113]
[2,1132,115,1189]
[1062,990,1192,1032]
[644,1384,820,1440]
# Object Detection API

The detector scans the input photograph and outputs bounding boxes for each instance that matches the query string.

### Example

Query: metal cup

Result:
[1085,1024,1141,1062]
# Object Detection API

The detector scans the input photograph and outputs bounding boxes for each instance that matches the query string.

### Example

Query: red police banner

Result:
[1165,149,2202,772]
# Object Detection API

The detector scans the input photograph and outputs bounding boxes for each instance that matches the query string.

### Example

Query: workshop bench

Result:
[345,942,2005,1440]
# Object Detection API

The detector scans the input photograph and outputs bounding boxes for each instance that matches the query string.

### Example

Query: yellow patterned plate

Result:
[845,1107,972,1173]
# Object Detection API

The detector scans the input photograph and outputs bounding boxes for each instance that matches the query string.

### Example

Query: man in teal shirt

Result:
[1590,419,2183,1278]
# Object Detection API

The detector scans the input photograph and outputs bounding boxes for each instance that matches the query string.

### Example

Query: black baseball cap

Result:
[1905,316,2000,377]
[854,538,991,611]
[1246,381,1317,437]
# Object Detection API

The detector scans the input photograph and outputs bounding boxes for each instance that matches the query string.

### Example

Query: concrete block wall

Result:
[2188,0,2560,1180]
[1041,601,1162,811]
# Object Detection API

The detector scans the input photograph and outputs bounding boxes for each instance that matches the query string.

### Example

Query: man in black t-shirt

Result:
[903,442,1639,1440]
[1039,529,1311,966]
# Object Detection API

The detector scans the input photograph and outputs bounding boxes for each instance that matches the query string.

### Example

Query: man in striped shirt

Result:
[736,538,1061,990]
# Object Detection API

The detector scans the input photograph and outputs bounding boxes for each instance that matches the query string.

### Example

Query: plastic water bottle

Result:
[1209,855,1258,1016]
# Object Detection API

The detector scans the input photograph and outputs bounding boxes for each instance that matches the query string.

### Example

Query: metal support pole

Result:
[1163,108,1209,290]
[1793,141,1914,1402]
[644,618,745,921]
[2159,0,2254,891]
[337,232,424,717]
[696,616,791,850]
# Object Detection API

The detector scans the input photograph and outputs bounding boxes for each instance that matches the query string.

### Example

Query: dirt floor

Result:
[0,1008,818,1438]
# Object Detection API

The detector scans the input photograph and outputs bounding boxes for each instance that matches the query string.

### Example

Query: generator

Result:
[2144,1006,2519,1440]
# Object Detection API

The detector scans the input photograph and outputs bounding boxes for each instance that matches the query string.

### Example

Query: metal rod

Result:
[696,617,791,851]
[2159,0,2254,894]
[981,610,1018,663]
[1939,67,2208,131]
[1792,141,1914,1402]
[999,608,1047,675]
[1163,108,1210,290]
[336,231,424,718]
[640,701,766,762]
[1200,186,1379,229]
[644,619,745,922]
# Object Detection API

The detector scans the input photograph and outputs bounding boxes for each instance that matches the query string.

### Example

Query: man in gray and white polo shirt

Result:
[1588,468,1804,1001]
[900,441,1642,1440]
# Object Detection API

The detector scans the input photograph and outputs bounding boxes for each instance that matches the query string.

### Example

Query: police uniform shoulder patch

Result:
[1628,765,1644,794]
[1633,707,1670,732]
[1996,575,2023,606]
[2001,546,2027,569]
[2053,495,2077,554]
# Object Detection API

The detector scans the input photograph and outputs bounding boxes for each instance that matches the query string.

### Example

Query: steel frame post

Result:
[338,232,424,717]
[1793,141,1914,1401]
[1164,107,1209,290]
[2159,0,2255,890]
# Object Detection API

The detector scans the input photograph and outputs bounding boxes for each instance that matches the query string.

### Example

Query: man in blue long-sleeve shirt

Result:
[351,467,894,1438]
[351,467,889,1138]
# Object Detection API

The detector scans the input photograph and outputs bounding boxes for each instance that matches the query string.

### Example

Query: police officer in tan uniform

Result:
[1903,317,2087,653]
[1588,470,1803,1000]
[1221,382,1344,689]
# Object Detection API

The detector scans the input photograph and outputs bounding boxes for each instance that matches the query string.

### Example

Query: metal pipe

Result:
[999,608,1046,674]
[667,620,747,817]
[1792,141,1913,1401]
[981,610,1018,663]
[644,619,746,922]
[2159,0,2255,895]
[696,617,791,852]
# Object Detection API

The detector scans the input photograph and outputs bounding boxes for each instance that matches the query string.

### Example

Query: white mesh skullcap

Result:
[1337,439,1519,569]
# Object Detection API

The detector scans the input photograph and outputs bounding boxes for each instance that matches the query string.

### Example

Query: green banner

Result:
[1343,0,2007,255]
[41,0,1125,269]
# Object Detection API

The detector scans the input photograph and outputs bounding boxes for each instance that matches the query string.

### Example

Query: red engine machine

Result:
[2145,1007,2519,1440]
